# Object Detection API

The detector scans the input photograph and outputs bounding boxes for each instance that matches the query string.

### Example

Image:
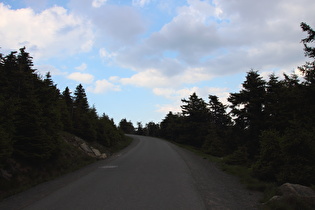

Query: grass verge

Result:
[110,136,133,154]
[172,141,278,204]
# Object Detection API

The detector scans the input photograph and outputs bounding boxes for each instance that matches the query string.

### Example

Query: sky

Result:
[1,0,315,125]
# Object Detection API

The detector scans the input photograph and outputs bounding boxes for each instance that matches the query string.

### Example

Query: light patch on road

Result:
[99,165,118,169]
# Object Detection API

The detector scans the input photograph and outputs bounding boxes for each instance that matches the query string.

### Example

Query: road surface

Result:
[0,135,262,210]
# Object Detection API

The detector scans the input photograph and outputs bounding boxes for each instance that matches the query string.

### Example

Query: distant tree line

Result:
[128,22,315,186]
[118,119,160,137]
[0,48,126,166]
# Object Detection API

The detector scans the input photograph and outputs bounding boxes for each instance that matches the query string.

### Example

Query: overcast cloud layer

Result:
[1,0,314,123]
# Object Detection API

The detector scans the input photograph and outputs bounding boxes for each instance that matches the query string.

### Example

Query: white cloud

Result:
[67,72,94,84]
[156,103,182,114]
[92,0,107,8]
[68,1,146,47]
[75,63,87,71]
[99,48,116,60]
[143,1,221,64]
[109,76,120,82]
[153,87,229,101]
[119,69,171,88]
[114,0,314,91]
[132,0,151,7]
[88,79,121,93]
[35,64,67,76]
[113,1,223,87]
[89,5,146,47]
[0,3,94,59]
[2,0,314,103]
[116,65,213,89]
[154,86,230,115]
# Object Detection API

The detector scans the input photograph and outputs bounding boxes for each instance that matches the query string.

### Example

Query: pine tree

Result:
[208,95,231,128]
[228,70,266,158]
[12,48,57,163]
[136,122,145,135]
[86,106,98,141]
[181,93,209,123]
[298,22,315,128]
[74,84,89,111]
[118,118,135,134]
[97,114,124,147]
[160,112,183,141]
[145,122,160,137]
[62,87,73,110]
[0,53,13,164]
[264,74,284,131]
[203,95,232,156]
[60,87,73,132]
[299,22,315,85]
[38,72,62,134]
[72,84,96,141]
[180,93,209,147]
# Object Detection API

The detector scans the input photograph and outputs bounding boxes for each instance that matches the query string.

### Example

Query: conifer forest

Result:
[0,22,314,197]
[0,47,127,197]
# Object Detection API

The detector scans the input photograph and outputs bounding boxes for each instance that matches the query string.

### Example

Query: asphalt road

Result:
[0,135,262,210]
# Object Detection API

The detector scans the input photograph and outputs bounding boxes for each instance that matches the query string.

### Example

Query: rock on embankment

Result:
[265,183,315,209]
[62,135,107,159]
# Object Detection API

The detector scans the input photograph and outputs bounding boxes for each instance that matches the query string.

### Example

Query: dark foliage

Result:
[145,122,160,137]
[118,118,135,134]
[203,95,232,156]
[0,48,127,166]
[145,23,315,186]
[228,70,266,158]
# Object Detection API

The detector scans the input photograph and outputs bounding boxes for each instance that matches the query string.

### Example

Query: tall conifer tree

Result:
[180,93,209,147]
[228,70,266,157]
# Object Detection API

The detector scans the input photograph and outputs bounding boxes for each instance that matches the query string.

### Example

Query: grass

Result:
[219,164,278,202]
[110,136,133,153]
[171,141,222,163]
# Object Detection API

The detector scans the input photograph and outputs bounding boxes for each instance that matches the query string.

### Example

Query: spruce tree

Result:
[208,95,231,128]
[146,122,160,137]
[228,70,266,158]
[0,53,13,164]
[203,95,232,156]
[72,84,96,141]
[38,73,62,135]
[62,87,73,107]
[136,122,145,135]
[60,87,73,132]
[97,114,124,147]
[181,93,209,123]
[12,48,56,163]
[264,74,285,131]
[298,22,315,128]
[180,93,209,147]
[299,22,315,84]
[118,119,135,134]
[160,112,183,141]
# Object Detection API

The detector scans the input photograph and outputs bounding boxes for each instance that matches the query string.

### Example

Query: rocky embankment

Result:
[0,133,109,200]
[62,135,108,159]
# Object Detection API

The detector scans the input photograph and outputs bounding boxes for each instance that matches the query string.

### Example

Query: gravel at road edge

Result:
[169,142,263,210]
